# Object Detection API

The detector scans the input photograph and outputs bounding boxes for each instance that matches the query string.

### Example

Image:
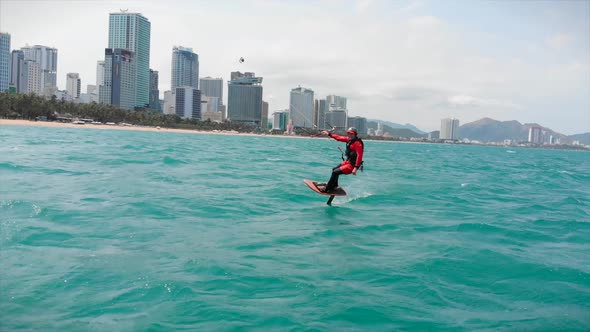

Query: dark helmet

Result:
[347,127,358,135]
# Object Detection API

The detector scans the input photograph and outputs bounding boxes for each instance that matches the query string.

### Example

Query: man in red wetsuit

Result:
[320,127,364,193]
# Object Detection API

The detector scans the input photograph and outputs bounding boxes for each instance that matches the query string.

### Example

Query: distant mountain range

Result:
[366,121,425,138]
[367,119,426,134]
[458,117,590,144]
[368,117,590,144]
[567,133,590,145]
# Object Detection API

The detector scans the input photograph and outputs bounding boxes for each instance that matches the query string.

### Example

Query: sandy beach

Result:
[0,119,410,143]
[0,119,282,138]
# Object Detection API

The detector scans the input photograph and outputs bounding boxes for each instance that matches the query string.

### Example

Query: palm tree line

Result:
[0,93,257,132]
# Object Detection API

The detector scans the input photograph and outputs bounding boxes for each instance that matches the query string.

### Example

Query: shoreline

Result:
[0,119,421,143]
[2,119,587,150]
[0,119,304,139]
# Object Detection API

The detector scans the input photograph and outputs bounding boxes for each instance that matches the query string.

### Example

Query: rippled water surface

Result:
[1,125,589,331]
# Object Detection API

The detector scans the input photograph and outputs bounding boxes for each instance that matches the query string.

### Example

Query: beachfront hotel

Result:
[149,69,160,112]
[440,118,460,140]
[108,11,151,108]
[99,49,136,110]
[9,50,24,93]
[175,86,201,120]
[20,45,58,95]
[289,86,315,129]
[227,72,263,126]
[66,73,81,100]
[171,46,199,92]
[200,77,223,107]
[0,33,10,92]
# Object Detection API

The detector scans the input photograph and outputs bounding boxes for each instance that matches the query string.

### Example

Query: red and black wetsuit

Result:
[325,133,364,192]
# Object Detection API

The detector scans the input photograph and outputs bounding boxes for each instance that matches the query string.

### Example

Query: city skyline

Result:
[1,0,589,134]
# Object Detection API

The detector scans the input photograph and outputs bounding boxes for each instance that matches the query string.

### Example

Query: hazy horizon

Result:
[1,0,589,134]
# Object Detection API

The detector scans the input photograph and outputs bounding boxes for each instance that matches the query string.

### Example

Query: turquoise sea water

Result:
[1,124,589,331]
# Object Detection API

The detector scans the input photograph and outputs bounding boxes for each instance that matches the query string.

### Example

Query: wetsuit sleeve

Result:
[328,133,349,142]
[353,141,363,167]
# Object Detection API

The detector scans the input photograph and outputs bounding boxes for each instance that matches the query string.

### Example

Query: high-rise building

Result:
[272,110,289,131]
[262,101,269,129]
[289,86,314,128]
[200,77,223,106]
[316,99,328,129]
[21,45,58,94]
[99,48,136,110]
[171,46,198,92]
[201,96,219,113]
[227,73,263,125]
[108,11,151,108]
[0,33,10,91]
[347,116,368,135]
[22,60,42,95]
[175,86,201,120]
[528,126,543,144]
[149,69,160,111]
[10,50,25,93]
[440,118,460,140]
[96,60,105,90]
[87,84,99,103]
[375,122,384,136]
[325,109,347,132]
[326,95,347,109]
[163,90,175,115]
[66,73,81,99]
[231,71,254,81]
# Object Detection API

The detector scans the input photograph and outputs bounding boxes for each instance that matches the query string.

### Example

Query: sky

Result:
[1,0,589,134]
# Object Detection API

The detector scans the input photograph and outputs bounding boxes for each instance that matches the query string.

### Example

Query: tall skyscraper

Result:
[325,109,347,132]
[231,71,254,81]
[326,95,347,109]
[528,126,543,144]
[316,99,328,129]
[200,77,223,106]
[0,33,10,91]
[96,60,105,89]
[87,84,98,103]
[171,46,198,92]
[289,86,314,128]
[22,60,42,95]
[201,96,219,112]
[163,90,175,115]
[347,116,368,135]
[272,110,289,131]
[440,118,460,140]
[66,73,81,99]
[108,11,151,108]
[262,101,269,129]
[175,87,201,119]
[227,73,263,125]
[10,50,24,93]
[149,69,160,111]
[21,45,58,93]
[99,48,136,110]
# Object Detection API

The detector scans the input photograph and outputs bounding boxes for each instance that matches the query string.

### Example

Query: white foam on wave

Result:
[506,150,516,153]
[335,190,374,205]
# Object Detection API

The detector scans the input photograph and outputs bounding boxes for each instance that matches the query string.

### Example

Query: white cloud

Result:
[547,33,575,49]
[1,0,588,134]
[447,95,520,109]
[355,0,373,12]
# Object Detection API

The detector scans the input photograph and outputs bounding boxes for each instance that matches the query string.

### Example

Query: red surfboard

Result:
[303,179,347,196]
